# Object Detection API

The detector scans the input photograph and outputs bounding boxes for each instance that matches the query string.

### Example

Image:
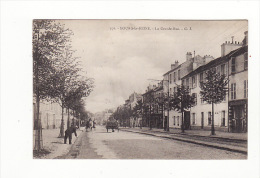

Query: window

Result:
[173,72,176,82]
[216,66,220,75]
[173,116,176,125]
[221,111,225,126]
[199,73,203,82]
[192,76,196,88]
[169,74,172,84]
[221,64,226,76]
[201,95,204,104]
[192,113,196,125]
[170,88,172,95]
[186,78,189,88]
[247,80,248,98]
[244,80,248,98]
[178,70,180,80]
[244,52,248,70]
[192,93,197,105]
[182,80,184,86]
[208,112,211,125]
[177,116,179,126]
[174,87,176,94]
[199,73,203,86]
[231,83,236,100]
[231,57,236,73]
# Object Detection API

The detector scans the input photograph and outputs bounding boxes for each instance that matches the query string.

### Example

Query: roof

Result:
[142,89,154,96]
[228,45,248,58]
[163,63,182,76]
[154,85,163,92]
[142,85,163,96]
[182,45,248,79]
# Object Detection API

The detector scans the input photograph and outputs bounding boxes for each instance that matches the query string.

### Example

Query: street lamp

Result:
[148,79,170,131]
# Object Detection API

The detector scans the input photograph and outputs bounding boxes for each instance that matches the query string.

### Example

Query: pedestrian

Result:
[93,119,96,130]
[64,125,77,144]
[89,119,93,131]
[86,120,89,131]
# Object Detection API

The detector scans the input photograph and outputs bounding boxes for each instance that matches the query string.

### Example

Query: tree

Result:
[155,92,169,130]
[132,99,143,128]
[200,68,228,135]
[64,76,94,129]
[170,85,195,133]
[33,20,73,151]
[142,90,155,129]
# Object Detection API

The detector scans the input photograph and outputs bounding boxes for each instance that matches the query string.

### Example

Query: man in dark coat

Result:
[64,126,77,144]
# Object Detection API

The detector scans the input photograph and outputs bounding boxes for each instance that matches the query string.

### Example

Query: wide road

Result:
[65,125,246,159]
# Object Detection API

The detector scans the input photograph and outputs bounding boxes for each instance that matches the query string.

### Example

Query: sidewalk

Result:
[33,127,84,159]
[120,127,247,154]
[123,127,247,141]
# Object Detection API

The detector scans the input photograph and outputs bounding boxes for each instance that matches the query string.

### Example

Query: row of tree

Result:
[111,68,228,135]
[33,20,94,151]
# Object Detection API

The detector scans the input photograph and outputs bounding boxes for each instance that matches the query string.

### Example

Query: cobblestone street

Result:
[61,126,246,159]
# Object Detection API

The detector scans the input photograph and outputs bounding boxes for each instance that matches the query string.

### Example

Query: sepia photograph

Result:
[33,20,248,159]
[1,1,260,178]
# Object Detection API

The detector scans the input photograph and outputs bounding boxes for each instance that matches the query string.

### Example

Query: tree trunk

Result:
[35,47,42,152]
[211,102,216,135]
[36,93,42,151]
[149,105,152,130]
[59,105,64,137]
[67,108,70,129]
[181,95,185,133]
[181,110,184,133]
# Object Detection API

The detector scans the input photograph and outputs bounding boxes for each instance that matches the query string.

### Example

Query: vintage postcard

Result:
[33,20,248,159]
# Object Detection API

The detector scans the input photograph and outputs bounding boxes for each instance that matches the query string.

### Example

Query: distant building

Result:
[142,83,164,128]
[124,92,142,127]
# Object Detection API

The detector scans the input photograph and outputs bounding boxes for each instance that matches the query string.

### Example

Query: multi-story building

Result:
[163,53,214,130]
[142,84,158,128]
[128,92,142,110]
[152,82,164,128]
[33,100,65,130]
[181,32,247,133]
[124,92,142,127]
[228,31,248,133]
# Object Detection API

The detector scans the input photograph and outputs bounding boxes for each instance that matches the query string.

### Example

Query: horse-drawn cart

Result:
[106,120,119,132]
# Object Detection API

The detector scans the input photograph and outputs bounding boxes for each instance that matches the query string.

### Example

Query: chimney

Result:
[221,36,242,57]
[186,52,192,61]
[204,55,214,64]
[243,31,248,46]
[175,60,179,67]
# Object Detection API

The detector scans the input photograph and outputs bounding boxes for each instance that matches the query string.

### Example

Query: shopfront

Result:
[228,99,248,133]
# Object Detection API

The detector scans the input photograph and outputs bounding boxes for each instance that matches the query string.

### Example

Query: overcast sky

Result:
[57,20,248,114]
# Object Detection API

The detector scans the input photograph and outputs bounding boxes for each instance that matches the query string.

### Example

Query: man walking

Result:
[64,125,77,144]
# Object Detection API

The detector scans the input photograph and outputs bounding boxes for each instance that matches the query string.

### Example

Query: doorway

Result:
[184,111,190,130]
[201,112,204,129]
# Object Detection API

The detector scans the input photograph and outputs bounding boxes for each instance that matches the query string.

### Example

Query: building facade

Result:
[33,98,74,131]
[228,31,248,133]
[163,53,214,129]
[181,32,247,133]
